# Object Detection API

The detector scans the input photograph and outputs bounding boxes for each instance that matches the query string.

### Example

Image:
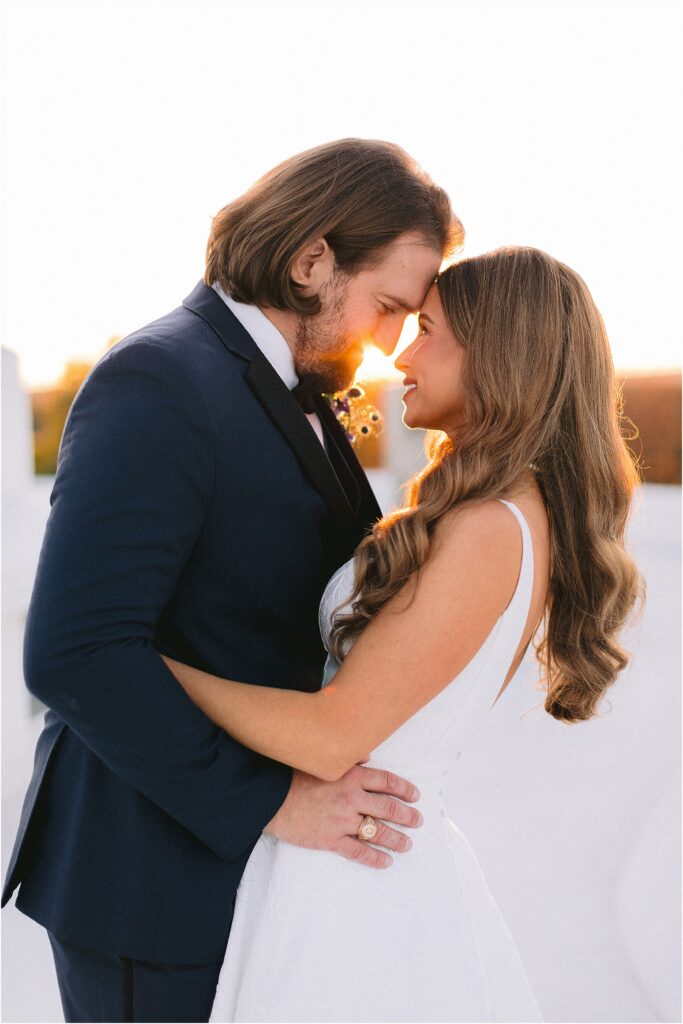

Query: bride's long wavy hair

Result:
[329,247,642,722]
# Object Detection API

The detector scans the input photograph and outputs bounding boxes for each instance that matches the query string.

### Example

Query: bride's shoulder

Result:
[416,500,525,605]
[431,498,521,553]
[388,499,525,625]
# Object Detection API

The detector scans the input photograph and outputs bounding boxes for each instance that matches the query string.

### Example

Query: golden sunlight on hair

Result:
[332,247,644,723]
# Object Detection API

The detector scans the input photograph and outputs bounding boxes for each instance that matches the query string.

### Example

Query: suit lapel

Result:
[183,282,356,521]
[316,407,361,515]
[315,396,383,524]
[244,354,355,520]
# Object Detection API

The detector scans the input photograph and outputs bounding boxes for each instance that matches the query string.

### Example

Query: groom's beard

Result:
[294,274,363,394]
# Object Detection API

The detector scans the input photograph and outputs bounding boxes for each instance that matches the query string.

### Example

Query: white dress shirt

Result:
[212,283,325,448]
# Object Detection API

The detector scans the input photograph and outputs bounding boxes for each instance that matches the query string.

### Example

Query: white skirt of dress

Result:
[209,807,544,1024]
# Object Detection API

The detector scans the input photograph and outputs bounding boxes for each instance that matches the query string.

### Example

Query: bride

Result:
[162,246,641,1023]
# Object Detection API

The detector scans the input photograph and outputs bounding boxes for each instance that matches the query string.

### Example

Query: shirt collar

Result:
[212,283,299,389]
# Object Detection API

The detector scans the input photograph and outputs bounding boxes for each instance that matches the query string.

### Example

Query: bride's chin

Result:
[403,411,428,430]
[402,400,425,430]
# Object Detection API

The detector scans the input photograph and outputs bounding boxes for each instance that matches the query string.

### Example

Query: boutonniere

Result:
[328,385,384,447]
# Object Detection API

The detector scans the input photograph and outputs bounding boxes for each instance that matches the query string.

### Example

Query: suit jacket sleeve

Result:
[23,338,292,862]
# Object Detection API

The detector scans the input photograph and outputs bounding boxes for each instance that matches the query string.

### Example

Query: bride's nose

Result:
[394,336,418,373]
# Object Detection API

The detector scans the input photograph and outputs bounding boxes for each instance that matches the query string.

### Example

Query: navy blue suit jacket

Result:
[2,282,381,963]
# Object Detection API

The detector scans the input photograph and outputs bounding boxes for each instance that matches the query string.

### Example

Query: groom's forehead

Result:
[369,235,441,301]
[374,266,435,311]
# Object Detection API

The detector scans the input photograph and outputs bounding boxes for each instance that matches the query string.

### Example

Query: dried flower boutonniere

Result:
[328,385,384,447]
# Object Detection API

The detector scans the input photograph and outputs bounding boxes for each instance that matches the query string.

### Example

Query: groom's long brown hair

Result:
[330,247,643,723]
[204,139,463,313]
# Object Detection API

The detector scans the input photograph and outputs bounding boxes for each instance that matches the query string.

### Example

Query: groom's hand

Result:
[264,764,423,869]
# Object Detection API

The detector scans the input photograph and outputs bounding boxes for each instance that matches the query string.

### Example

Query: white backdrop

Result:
[1,0,682,389]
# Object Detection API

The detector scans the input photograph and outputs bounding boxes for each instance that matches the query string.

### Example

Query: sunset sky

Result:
[2,0,681,390]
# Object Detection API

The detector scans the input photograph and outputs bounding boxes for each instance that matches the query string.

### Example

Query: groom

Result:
[2,139,461,1023]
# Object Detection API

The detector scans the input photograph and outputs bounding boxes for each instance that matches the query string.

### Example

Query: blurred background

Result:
[1,1,681,1021]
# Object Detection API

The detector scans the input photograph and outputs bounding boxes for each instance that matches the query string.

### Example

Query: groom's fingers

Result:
[353,765,421,803]
[361,819,413,854]
[361,793,423,830]
[334,836,393,870]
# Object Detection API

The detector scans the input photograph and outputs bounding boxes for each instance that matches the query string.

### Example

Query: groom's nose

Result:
[371,338,395,357]
[371,320,405,356]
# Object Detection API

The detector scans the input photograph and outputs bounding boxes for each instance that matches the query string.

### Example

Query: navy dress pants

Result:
[47,932,225,1023]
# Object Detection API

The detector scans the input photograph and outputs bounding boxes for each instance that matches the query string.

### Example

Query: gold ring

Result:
[357,815,379,842]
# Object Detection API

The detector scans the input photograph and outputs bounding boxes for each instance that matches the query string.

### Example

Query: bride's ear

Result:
[290,237,335,295]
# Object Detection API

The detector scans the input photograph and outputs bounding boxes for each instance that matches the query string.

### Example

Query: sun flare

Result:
[354,315,419,384]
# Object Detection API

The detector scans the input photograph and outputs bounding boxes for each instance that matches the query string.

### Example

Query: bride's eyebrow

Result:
[418,312,434,324]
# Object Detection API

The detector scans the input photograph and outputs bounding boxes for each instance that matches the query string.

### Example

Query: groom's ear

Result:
[290,237,335,294]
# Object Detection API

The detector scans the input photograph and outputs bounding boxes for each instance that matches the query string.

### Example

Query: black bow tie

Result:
[291,374,322,414]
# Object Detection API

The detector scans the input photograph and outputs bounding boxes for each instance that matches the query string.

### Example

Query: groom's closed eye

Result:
[380,293,421,314]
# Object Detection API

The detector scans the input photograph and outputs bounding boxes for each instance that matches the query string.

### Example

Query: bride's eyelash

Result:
[380,302,397,315]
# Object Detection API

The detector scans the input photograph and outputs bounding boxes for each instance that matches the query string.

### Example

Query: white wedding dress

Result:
[210,500,544,1023]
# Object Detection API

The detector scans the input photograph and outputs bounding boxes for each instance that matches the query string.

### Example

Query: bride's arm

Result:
[163,503,522,781]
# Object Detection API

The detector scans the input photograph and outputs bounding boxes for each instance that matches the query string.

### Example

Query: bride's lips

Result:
[402,378,417,401]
